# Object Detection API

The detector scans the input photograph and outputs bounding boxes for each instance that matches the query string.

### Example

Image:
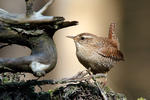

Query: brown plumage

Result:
[67,23,124,74]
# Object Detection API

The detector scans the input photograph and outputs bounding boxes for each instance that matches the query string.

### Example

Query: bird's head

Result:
[67,33,99,48]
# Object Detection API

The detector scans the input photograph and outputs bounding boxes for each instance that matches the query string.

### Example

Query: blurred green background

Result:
[0,0,150,99]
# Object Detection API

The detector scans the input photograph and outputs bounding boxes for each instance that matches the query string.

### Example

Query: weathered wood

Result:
[0,0,78,76]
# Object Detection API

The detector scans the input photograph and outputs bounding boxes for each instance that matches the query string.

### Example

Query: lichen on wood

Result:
[0,77,127,100]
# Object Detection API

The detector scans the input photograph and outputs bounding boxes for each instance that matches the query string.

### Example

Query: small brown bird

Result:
[67,23,124,74]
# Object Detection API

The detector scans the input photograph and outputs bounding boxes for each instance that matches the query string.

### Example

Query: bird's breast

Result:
[76,46,116,73]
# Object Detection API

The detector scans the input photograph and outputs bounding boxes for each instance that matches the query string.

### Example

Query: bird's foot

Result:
[100,77,108,88]
[85,71,108,100]
[70,70,88,80]
[93,73,107,87]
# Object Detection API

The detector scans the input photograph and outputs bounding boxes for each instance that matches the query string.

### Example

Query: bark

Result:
[0,75,127,100]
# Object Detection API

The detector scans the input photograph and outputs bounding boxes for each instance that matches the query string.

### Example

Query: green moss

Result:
[48,89,54,97]
[137,97,146,100]
[3,77,9,83]
[0,80,127,100]
[103,85,127,100]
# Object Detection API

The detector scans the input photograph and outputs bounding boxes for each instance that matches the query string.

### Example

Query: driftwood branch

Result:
[0,0,78,76]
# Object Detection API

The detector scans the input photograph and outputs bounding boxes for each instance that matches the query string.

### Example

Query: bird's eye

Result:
[81,37,85,40]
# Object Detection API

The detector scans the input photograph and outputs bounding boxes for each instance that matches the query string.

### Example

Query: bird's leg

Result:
[59,70,88,83]
[99,73,108,87]
[86,68,108,100]
[69,70,88,80]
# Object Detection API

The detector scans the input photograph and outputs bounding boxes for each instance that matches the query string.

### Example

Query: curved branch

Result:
[37,0,54,15]
[0,32,57,76]
[0,0,78,77]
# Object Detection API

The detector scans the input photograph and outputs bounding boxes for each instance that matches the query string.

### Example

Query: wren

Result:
[67,23,124,74]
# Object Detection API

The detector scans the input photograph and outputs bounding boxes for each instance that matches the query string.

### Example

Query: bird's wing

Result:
[97,47,124,61]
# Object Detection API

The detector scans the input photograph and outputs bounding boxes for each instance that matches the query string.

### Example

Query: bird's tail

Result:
[108,23,120,49]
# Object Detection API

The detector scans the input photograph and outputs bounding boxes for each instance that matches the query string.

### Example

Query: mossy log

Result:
[0,79,126,100]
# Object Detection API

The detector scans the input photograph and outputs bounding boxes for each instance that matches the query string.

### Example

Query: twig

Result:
[37,0,54,15]
[0,43,10,49]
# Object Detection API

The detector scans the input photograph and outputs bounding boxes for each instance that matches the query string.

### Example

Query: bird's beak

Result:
[66,35,75,39]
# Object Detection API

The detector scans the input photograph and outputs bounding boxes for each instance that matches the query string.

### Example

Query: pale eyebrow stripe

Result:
[82,35,93,38]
